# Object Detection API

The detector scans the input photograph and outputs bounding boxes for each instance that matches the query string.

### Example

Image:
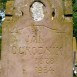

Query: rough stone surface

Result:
[30,2,44,21]
[1,0,73,77]
[0,61,1,75]
[5,1,14,15]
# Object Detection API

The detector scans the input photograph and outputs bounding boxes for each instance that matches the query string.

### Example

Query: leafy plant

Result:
[73,0,77,41]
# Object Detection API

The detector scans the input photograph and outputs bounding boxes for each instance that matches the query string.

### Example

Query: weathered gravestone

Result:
[1,0,73,77]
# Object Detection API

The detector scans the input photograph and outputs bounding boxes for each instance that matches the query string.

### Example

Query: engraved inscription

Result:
[35,66,55,74]
[9,26,64,75]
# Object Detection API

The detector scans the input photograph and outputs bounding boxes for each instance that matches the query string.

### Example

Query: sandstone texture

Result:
[1,0,73,77]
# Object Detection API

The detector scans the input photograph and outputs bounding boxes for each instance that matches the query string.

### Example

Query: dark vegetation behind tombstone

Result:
[73,0,77,42]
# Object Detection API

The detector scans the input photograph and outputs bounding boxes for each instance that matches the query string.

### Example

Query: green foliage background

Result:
[73,0,77,41]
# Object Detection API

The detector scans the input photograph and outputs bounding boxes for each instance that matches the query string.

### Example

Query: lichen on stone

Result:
[30,2,44,21]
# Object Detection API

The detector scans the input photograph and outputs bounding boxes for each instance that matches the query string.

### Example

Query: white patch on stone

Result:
[30,2,44,21]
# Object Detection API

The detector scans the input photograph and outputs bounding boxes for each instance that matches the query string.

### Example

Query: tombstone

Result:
[1,0,73,77]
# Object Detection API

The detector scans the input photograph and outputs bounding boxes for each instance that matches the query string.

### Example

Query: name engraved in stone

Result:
[11,46,63,55]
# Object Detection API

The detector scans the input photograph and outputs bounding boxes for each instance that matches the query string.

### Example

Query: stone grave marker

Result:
[1,0,73,77]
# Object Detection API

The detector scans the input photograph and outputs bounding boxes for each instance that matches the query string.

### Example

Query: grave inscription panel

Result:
[8,25,65,77]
